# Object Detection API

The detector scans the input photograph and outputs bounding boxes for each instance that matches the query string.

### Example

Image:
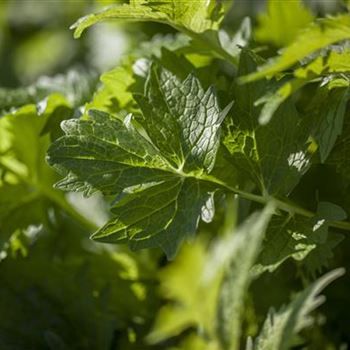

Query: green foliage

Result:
[0,69,98,116]
[255,0,314,47]
[148,205,274,349]
[250,268,345,350]
[241,14,350,82]
[71,0,236,63]
[71,0,227,37]
[2,1,350,349]
[223,50,313,195]
[47,65,232,258]
[255,202,346,277]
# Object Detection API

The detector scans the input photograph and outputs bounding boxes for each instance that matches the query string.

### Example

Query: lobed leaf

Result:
[47,65,231,257]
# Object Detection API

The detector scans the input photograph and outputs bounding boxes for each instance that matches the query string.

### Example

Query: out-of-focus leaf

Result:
[0,222,158,350]
[255,46,350,124]
[312,87,350,162]
[241,14,350,83]
[255,0,313,47]
[251,268,345,350]
[0,95,95,256]
[148,204,274,349]
[219,17,252,57]
[0,68,98,116]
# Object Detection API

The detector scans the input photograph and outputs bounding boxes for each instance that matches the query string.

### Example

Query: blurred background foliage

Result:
[0,0,346,87]
[1,0,350,349]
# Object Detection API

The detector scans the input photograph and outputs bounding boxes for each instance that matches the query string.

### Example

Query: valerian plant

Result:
[2,0,350,349]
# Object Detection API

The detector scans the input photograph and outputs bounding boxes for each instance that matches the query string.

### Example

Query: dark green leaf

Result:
[223,50,312,195]
[47,66,230,257]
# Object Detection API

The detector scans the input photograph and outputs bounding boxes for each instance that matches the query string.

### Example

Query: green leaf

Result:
[93,178,213,257]
[147,204,274,347]
[134,64,229,172]
[252,268,345,350]
[254,202,346,276]
[0,68,98,116]
[255,46,350,124]
[0,91,99,259]
[241,14,350,83]
[85,62,135,116]
[327,108,350,183]
[255,0,313,47]
[217,204,275,350]
[255,76,307,125]
[0,221,158,349]
[47,110,171,197]
[70,1,236,65]
[147,239,219,344]
[47,66,230,257]
[0,98,79,254]
[312,87,350,162]
[223,50,312,195]
[71,0,226,38]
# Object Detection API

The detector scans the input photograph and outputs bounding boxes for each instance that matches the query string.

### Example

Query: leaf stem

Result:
[203,175,350,232]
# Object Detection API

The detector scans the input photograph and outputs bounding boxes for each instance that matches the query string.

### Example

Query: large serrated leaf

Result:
[47,65,230,257]
[135,64,228,172]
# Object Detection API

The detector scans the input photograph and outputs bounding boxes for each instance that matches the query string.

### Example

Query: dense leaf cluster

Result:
[2,0,350,349]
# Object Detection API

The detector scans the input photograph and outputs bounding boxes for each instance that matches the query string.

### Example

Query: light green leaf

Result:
[47,66,230,257]
[70,1,236,64]
[256,47,350,124]
[0,97,86,254]
[294,48,350,78]
[241,14,350,83]
[147,239,218,344]
[85,62,135,115]
[216,204,275,350]
[252,268,345,350]
[223,50,313,195]
[255,0,313,47]
[71,0,226,38]
[147,204,274,348]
